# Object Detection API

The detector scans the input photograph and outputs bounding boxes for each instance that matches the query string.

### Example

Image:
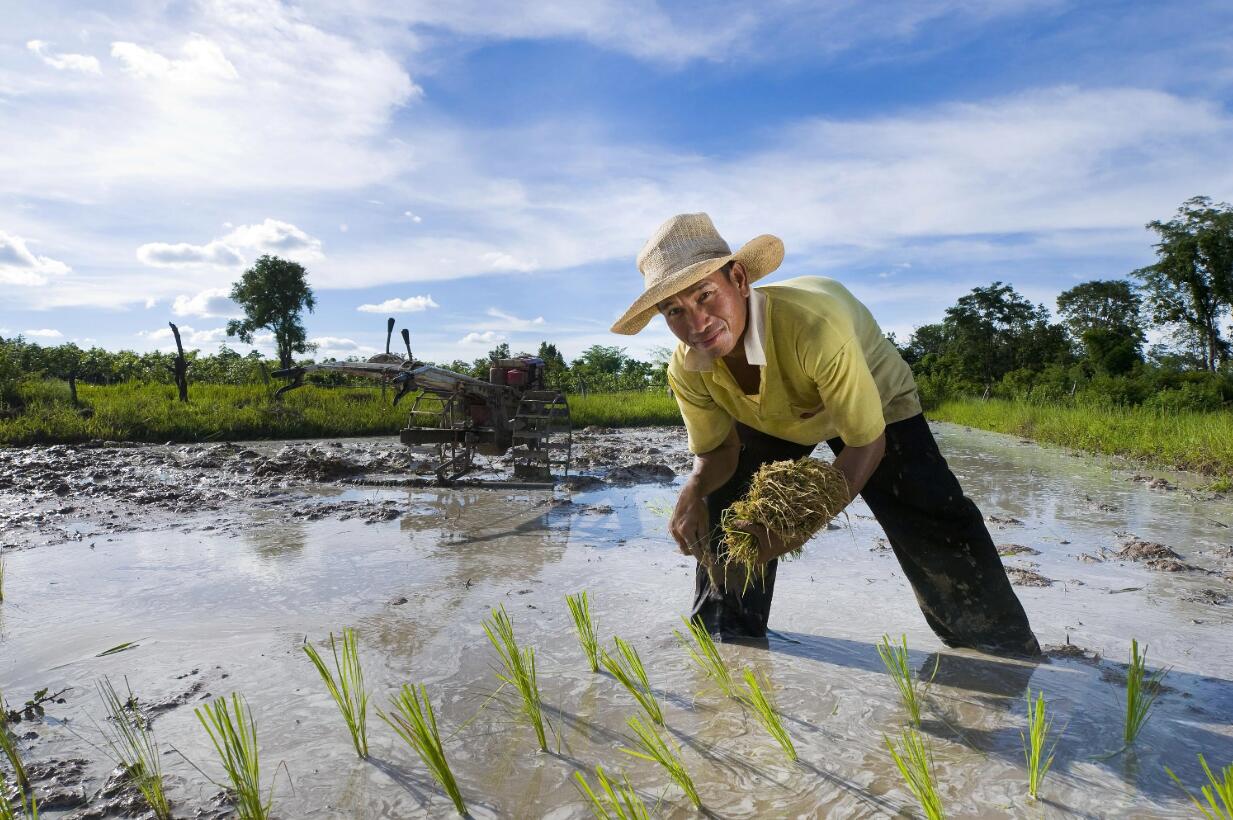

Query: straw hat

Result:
[610,213,784,335]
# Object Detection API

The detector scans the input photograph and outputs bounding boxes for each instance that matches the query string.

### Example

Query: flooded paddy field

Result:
[1,423,1231,818]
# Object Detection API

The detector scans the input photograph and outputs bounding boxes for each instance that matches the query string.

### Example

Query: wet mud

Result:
[2,422,1232,817]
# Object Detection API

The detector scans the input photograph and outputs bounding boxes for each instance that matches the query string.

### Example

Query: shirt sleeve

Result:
[811,336,886,447]
[666,367,733,454]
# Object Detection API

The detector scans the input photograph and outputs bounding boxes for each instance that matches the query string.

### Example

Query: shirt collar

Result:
[682,286,768,372]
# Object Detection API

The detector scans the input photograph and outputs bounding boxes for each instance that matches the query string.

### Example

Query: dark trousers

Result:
[691,413,1041,656]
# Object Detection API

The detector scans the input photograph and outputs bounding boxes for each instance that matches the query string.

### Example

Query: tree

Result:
[537,341,568,387]
[942,282,1068,386]
[1056,279,1146,374]
[1133,196,1233,372]
[226,255,317,369]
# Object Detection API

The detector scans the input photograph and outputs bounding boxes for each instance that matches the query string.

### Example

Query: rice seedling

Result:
[0,699,28,793]
[379,684,467,816]
[1166,754,1233,819]
[96,677,170,820]
[739,668,796,762]
[195,693,271,820]
[566,591,601,673]
[621,714,700,808]
[0,780,37,820]
[673,616,738,699]
[1021,688,1055,801]
[600,638,664,725]
[718,457,848,575]
[885,728,943,820]
[1123,638,1169,746]
[877,634,935,727]
[0,554,6,602]
[482,604,548,751]
[303,627,369,757]
[573,765,652,819]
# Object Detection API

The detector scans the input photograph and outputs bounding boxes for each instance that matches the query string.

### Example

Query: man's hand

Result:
[728,519,809,564]
[669,485,724,588]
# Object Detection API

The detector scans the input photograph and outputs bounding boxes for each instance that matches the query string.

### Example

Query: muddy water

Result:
[2,423,1232,818]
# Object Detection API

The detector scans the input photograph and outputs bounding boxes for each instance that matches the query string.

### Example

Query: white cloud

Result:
[25,329,64,339]
[480,251,537,272]
[137,240,244,268]
[111,36,238,88]
[484,308,545,331]
[139,324,230,348]
[459,331,506,345]
[144,298,158,309]
[223,219,323,259]
[404,211,422,223]
[357,295,439,313]
[311,336,379,359]
[172,288,241,318]
[0,231,72,286]
[27,40,101,74]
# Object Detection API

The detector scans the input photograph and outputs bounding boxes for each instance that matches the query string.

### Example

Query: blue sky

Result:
[2,0,1232,363]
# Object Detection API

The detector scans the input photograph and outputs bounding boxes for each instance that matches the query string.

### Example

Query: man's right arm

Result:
[668,423,740,559]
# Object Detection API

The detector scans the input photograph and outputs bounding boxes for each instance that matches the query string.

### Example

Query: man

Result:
[610,213,1040,656]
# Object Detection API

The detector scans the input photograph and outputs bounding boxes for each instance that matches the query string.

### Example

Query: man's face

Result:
[656,262,750,357]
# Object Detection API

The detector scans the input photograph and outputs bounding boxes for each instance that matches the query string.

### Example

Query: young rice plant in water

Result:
[1021,688,1055,801]
[97,677,170,819]
[483,604,548,751]
[566,591,601,673]
[0,695,28,793]
[674,617,738,699]
[885,728,943,820]
[379,684,467,816]
[573,765,652,820]
[740,668,796,762]
[195,693,271,820]
[601,637,664,725]
[303,627,369,757]
[621,714,700,808]
[0,781,37,820]
[1166,754,1233,819]
[1123,638,1169,746]
[878,634,934,727]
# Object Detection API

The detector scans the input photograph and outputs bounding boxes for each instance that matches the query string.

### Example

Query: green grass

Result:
[1166,754,1233,819]
[0,782,37,820]
[379,684,467,816]
[303,628,369,758]
[1021,689,1055,801]
[931,397,1233,476]
[0,382,682,446]
[195,693,271,820]
[674,617,738,699]
[573,765,652,819]
[0,694,28,793]
[739,669,796,762]
[483,604,548,751]
[877,634,935,728]
[96,678,170,820]
[885,728,944,820]
[601,638,664,725]
[566,591,601,673]
[1124,638,1169,746]
[621,714,700,808]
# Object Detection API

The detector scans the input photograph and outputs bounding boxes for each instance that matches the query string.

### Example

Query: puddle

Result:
[1,422,1231,817]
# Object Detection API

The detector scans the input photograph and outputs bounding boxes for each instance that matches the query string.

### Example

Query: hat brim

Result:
[610,234,784,335]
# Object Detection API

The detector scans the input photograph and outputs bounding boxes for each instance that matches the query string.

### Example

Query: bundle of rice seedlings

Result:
[1166,754,1233,819]
[303,628,369,757]
[673,617,738,699]
[573,765,652,820]
[379,684,467,816]
[482,605,548,751]
[620,715,700,808]
[719,457,848,575]
[739,669,796,762]
[877,634,935,728]
[600,638,664,725]
[195,693,272,820]
[1021,689,1055,801]
[1124,638,1169,746]
[96,677,170,819]
[0,698,28,793]
[566,591,601,673]
[885,728,943,820]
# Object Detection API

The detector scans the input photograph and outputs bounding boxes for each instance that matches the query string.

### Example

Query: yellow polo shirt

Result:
[666,276,921,454]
